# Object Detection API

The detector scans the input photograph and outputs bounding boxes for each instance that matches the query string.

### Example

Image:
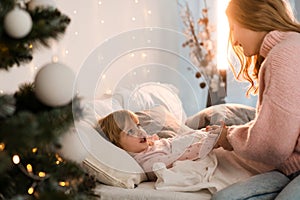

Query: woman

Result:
[212,0,300,199]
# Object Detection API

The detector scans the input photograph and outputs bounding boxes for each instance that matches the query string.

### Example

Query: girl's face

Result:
[229,19,267,57]
[119,117,149,153]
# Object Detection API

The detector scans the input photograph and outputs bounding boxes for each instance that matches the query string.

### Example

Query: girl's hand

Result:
[147,134,159,146]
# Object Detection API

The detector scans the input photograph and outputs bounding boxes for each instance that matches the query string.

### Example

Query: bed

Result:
[58,28,273,199]
[59,81,273,200]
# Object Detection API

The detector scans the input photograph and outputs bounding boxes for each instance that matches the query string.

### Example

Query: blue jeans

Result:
[211,171,300,200]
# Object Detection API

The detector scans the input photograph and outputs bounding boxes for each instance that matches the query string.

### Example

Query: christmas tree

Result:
[0,0,96,199]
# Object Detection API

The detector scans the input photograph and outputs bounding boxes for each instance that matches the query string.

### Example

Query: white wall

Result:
[1,0,298,111]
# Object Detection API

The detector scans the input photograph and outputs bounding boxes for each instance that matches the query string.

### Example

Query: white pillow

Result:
[75,120,147,188]
[60,98,147,188]
[114,82,187,122]
[81,97,123,126]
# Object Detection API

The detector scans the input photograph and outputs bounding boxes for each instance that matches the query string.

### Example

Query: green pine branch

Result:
[0,0,71,70]
[0,84,97,199]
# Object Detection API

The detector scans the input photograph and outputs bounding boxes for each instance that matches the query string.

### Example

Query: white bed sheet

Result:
[93,181,211,200]
[92,149,273,200]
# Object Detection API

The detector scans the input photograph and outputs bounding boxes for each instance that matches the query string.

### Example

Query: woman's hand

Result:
[206,122,233,151]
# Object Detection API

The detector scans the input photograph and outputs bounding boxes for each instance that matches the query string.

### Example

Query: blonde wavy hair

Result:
[226,0,300,95]
[95,110,139,148]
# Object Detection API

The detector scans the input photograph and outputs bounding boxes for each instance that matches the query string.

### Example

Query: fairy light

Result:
[55,154,63,164]
[32,147,38,153]
[52,55,59,63]
[26,164,33,173]
[147,10,152,15]
[12,155,20,164]
[105,89,112,95]
[38,172,46,178]
[28,187,34,195]
[0,143,5,151]
[141,53,147,58]
[98,1,102,5]
[131,17,136,21]
[28,182,37,195]
[59,181,69,187]
[55,154,63,162]
[130,53,135,57]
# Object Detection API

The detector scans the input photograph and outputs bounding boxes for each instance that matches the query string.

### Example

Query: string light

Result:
[141,53,147,58]
[32,147,38,153]
[147,10,152,15]
[12,155,20,164]
[26,164,33,173]
[0,142,5,151]
[28,187,34,195]
[98,1,102,5]
[28,182,37,195]
[52,55,59,63]
[55,154,63,165]
[105,89,112,95]
[59,181,69,187]
[38,172,46,178]
[131,17,136,21]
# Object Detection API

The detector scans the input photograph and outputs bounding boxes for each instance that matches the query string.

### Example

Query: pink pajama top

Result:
[129,130,217,180]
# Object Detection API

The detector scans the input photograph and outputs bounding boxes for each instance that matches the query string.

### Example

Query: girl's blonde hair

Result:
[226,0,300,96]
[95,110,139,148]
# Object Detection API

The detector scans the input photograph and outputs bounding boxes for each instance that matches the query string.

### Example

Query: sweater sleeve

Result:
[227,38,300,167]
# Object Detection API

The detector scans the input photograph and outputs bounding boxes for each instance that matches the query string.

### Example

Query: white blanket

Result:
[153,149,272,194]
[153,152,220,193]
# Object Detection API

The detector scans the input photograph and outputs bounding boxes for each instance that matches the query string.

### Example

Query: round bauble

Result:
[4,7,33,39]
[58,127,89,163]
[35,62,76,107]
[28,0,56,11]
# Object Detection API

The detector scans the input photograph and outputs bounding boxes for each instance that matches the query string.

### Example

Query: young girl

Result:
[95,109,219,180]
[212,0,300,199]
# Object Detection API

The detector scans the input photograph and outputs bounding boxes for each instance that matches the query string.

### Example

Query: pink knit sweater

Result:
[227,31,300,176]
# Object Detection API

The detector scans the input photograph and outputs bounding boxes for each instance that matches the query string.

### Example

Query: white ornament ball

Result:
[58,127,89,163]
[28,0,56,11]
[4,7,33,39]
[35,62,76,107]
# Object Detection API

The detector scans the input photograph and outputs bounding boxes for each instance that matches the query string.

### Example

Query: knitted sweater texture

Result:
[227,31,300,176]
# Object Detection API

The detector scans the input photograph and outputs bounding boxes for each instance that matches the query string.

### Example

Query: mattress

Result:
[93,181,211,200]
